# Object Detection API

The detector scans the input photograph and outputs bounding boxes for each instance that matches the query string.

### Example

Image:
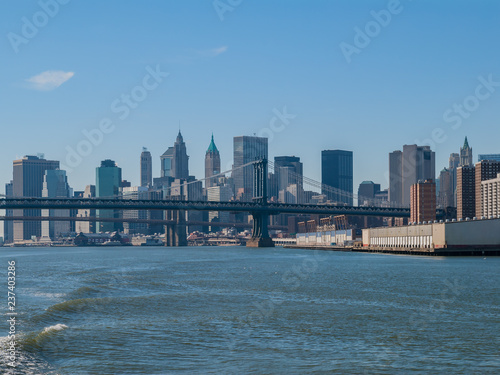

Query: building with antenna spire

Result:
[205,134,221,188]
[459,136,473,167]
[160,131,189,180]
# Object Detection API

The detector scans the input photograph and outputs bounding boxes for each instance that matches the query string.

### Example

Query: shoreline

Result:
[284,244,500,256]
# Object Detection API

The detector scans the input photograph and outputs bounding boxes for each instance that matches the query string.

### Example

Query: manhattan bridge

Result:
[0,159,414,247]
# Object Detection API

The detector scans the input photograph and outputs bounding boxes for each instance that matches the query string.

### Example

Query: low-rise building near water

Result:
[362,217,500,255]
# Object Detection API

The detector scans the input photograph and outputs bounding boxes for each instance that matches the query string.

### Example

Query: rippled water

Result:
[0,246,499,374]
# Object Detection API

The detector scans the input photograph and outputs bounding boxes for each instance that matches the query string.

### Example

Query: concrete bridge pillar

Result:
[247,211,274,248]
[164,210,187,247]
[247,158,274,248]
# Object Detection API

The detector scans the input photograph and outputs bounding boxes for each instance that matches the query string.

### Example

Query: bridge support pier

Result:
[247,158,274,248]
[164,210,187,247]
[247,212,274,248]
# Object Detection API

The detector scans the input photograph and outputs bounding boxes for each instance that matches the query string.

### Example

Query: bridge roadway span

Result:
[0,198,410,217]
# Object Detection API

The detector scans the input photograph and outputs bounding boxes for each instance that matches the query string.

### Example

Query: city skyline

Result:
[0,133,495,200]
[1,1,500,192]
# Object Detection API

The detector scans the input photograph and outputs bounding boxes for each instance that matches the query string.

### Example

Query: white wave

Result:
[42,324,68,334]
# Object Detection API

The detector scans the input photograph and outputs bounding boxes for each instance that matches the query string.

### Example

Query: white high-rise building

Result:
[207,185,233,227]
[481,173,500,218]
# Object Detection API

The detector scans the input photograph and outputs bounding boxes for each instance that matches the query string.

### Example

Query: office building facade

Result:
[76,185,96,234]
[274,156,303,203]
[321,150,353,205]
[12,155,60,241]
[410,180,436,223]
[160,131,189,179]
[457,166,475,220]
[478,154,500,162]
[140,148,152,187]
[41,169,72,240]
[96,159,122,233]
[3,182,13,243]
[358,181,381,207]
[389,145,435,208]
[232,136,268,201]
[480,173,500,218]
[475,160,500,217]
[122,186,149,235]
[207,185,233,226]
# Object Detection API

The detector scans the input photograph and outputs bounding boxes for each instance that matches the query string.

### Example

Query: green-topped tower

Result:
[459,136,473,167]
[205,133,221,188]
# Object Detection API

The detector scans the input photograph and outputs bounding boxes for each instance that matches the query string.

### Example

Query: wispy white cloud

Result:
[26,70,75,91]
[198,46,228,57]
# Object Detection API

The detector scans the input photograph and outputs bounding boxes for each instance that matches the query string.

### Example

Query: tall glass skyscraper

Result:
[96,159,122,233]
[321,150,353,205]
[274,156,303,203]
[232,136,268,201]
[140,147,152,187]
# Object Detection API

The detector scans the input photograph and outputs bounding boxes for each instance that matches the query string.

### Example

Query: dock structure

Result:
[361,217,500,256]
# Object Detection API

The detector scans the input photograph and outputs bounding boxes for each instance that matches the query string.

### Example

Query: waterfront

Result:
[1,246,499,374]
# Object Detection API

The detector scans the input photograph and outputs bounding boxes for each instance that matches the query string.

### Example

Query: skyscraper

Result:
[96,159,122,233]
[205,134,221,188]
[122,186,149,235]
[480,173,500,218]
[172,131,189,179]
[76,185,96,234]
[437,168,453,208]
[389,145,435,207]
[389,151,403,207]
[41,169,72,240]
[232,136,268,201]
[274,156,303,203]
[12,155,59,241]
[475,160,500,217]
[448,152,460,206]
[160,131,189,179]
[358,181,381,207]
[410,180,436,223]
[3,182,13,243]
[140,147,152,187]
[459,136,473,167]
[457,165,475,220]
[321,150,353,205]
[207,185,233,227]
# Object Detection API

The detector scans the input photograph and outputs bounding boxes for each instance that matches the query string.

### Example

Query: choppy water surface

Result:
[0,246,499,374]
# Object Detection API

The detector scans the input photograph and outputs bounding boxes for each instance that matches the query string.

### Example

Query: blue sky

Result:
[1,0,500,192]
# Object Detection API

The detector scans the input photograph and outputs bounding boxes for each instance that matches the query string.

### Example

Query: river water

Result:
[0,246,498,374]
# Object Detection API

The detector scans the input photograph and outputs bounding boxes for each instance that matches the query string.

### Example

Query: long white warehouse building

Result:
[362,217,500,254]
